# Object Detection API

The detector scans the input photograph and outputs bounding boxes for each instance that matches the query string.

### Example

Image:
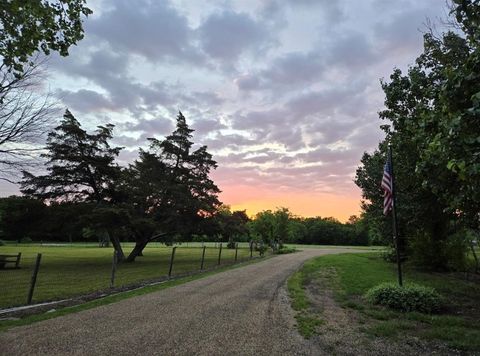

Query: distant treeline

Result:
[0,197,368,247]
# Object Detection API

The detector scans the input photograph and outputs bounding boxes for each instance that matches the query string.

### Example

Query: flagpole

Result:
[388,143,403,286]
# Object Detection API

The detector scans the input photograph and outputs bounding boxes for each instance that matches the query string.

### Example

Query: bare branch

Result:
[0,58,58,182]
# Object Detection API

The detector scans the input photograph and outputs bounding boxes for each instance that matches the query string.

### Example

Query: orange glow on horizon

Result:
[218,185,362,223]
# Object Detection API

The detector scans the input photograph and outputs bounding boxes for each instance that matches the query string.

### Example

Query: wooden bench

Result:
[0,253,22,269]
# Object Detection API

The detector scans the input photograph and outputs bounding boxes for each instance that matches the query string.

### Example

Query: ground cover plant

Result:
[365,282,443,313]
[287,253,480,352]
[0,243,253,309]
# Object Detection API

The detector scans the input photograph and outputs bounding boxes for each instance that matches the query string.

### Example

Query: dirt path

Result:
[0,248,363,355]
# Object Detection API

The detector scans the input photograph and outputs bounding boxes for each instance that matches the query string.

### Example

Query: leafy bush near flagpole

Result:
[365,282,443,313]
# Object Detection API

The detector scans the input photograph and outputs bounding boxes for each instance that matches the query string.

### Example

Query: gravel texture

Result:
[0,248,361,355]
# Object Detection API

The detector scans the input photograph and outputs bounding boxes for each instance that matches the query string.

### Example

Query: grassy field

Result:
[0,244,254,309]
[288,253,480,352]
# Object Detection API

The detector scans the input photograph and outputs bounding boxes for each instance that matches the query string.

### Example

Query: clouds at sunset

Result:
[0,0,448,220]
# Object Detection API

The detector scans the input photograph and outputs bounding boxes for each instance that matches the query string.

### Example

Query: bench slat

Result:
[0,253,22,269]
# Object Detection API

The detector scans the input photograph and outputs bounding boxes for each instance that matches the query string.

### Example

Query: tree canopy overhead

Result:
[0,0,92,75]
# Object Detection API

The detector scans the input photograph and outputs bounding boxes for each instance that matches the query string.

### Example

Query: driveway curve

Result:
[0,248,363,355]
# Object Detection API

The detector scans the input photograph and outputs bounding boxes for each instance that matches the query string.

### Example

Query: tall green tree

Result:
[356,1,480,270]
[414,2,480,229]
[147,112,221,231]
[20,109,125,256]
[122,112,221,261]
[248,207,292,247]
[212,205,249,246]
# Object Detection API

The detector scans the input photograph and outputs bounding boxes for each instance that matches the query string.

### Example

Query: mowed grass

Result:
[288,253,480,351]
[0,244,253,309]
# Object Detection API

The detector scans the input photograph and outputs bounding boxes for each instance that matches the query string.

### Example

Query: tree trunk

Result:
[125,237,149,262]
[125,232,170,262]
[108,232,125,262]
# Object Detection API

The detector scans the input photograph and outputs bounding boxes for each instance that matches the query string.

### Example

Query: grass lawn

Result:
[0,244,254,309]
[288,253,480,352]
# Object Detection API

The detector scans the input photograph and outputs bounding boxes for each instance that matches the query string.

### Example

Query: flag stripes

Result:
[381,158,393,215]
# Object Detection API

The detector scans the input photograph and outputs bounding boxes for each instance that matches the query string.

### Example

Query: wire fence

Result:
[0,242,267,310]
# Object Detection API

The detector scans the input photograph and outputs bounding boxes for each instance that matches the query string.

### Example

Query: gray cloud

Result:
[198,10,271,62]
[262,51,326,87]
[287,91,338,118]
[374,9,427,55]
[235,74,261,91]
[50,49,129,80]
[192,118,226,136]
[235,50,326,93]
[89,0,201,63]
[326,32,376,69]
[56,89,116,113]
[289,0,345,24]
[187,91,225,107]
[235,31,375,97]
[112,135,144,148]
[262,0,346,29]
[232,108,287,131]
[126,117,174,137]
[204,133,256,151]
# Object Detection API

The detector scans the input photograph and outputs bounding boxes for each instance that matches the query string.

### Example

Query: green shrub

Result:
[365,282,443,313]
[20,236,33,243]
[410,232,469,271]
[0,239,5,246]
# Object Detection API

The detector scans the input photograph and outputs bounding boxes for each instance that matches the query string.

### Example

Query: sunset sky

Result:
[0,0,449,221]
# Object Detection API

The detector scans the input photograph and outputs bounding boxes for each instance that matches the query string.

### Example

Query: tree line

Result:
[355,0,479,272]
[0,196,368,249]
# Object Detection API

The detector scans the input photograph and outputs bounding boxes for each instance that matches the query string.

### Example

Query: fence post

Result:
[250,241,253,258]
[235,243,238,262]
[200,246,206,270]
[168,246,177,278]
[217,243,222,265]
[27,253,42,305]
[110,250,118,288]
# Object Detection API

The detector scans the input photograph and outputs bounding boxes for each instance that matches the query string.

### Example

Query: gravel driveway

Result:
[0,248,362,355]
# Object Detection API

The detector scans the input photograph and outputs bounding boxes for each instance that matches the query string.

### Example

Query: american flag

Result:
[381,157,393,215]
